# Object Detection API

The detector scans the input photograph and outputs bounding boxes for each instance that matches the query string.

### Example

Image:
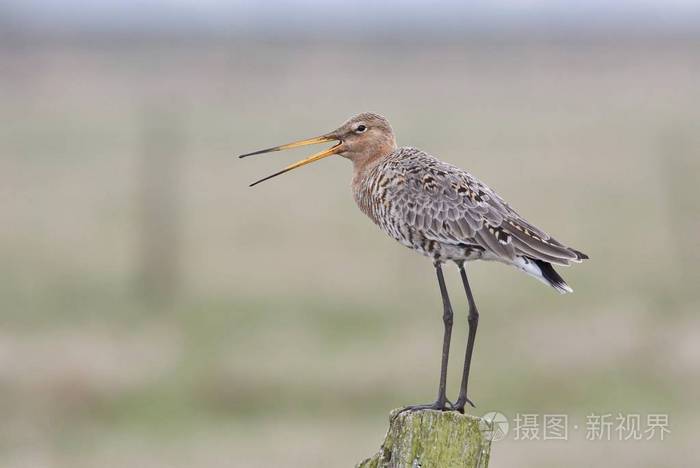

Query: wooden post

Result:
[137,102,184,305]
[358,409,492,468]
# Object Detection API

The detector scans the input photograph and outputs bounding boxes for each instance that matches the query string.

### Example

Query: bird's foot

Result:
[452,396,476,413]
[392,399,455,420]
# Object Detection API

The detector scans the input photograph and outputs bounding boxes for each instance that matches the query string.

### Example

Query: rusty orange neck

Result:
[351,146,393,186]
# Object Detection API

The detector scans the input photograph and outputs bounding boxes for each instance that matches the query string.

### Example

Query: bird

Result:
[239,112,587,413]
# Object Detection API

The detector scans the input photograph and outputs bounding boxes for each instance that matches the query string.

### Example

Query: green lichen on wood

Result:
[357,409,491,468]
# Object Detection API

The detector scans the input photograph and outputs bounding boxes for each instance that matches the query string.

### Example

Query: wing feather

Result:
[380,148,586,263]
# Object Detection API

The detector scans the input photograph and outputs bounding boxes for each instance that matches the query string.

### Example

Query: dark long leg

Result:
[454,262,479,411]
[395,262,454,415]
[434,262,454,407]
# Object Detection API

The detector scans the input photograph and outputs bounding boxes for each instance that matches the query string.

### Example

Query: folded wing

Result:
[385,148,588,265]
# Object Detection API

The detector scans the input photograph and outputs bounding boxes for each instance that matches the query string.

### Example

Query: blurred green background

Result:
[2,2,700,467]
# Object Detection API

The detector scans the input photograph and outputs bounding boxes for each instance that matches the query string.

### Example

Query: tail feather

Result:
[571,248,589,261]
[532,259,573,294]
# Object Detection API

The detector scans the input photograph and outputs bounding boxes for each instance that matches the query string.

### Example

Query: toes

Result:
[453,397,476,413]
[394,401,452,417]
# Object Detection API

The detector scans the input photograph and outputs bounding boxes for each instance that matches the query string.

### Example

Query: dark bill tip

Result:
[238,146,283,158]
[249,168,289,187]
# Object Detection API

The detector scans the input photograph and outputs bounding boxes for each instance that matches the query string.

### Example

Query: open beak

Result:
[239,135,341,187]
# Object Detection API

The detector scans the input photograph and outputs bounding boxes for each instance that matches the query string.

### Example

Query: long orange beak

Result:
[239,135,341,187]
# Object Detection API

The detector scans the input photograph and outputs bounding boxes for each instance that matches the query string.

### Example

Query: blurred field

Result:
[1,37,699,467]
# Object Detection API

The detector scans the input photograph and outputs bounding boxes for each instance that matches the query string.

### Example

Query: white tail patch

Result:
[514,257,573,294]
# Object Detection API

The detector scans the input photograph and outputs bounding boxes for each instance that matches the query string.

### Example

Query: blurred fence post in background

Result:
[136,101,185,306]
[658,127,700,294]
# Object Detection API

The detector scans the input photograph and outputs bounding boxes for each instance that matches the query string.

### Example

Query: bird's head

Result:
[240,112,397,187]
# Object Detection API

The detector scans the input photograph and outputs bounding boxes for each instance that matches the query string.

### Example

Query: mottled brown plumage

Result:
[240,112,588,412]
[243,112,587,292]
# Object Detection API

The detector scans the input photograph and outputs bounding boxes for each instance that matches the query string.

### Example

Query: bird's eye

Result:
[355,124,367,133]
